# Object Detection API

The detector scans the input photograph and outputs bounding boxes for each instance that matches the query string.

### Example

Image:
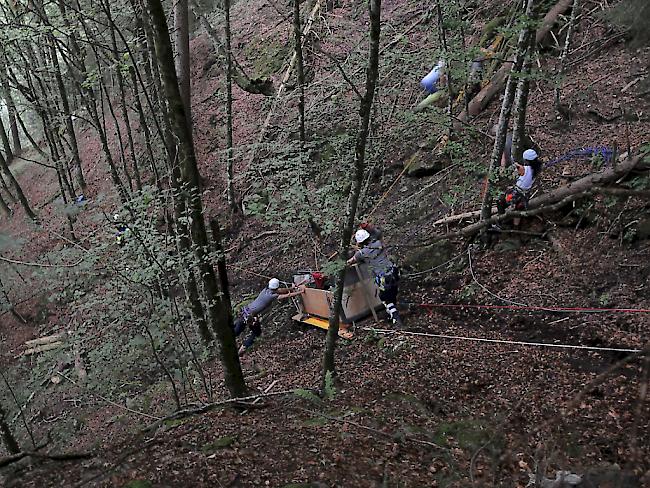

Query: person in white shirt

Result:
[496,149,543,225]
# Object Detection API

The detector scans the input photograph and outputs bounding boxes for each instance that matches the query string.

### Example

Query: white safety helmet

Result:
[268,278,280,290]
[523,149,538,161]
[355,228,370,244]
[113,214,120,221]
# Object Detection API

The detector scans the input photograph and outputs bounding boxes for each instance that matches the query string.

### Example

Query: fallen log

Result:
[196,11,275,96]
[22,341,64,356]
[457,0,574,122]
[430,155,646,236]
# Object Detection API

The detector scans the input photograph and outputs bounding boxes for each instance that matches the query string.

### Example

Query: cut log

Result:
[457,0,574,122]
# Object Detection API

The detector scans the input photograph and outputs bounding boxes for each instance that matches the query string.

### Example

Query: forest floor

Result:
[1,0,649,486]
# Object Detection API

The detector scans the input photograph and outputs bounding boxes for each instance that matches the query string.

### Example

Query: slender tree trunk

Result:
[0,120,36,221]
[103,0,142,191]
[511,34,535,163]
[15,111,47,159]
[0,188,11,216]
[129,65,160,189]
[479,0,535,222]
[224,0,237,211]
[293,0,306,145]
[0,54,21,153]
[0,403,20,454]
[48,36,86,191]
[0,166,16,205]
[0,107,14,163]
[436,1,454,136]
[554,0,579,113]
[322,0,381,381]
[147,0,246,398]
[174,0,191,129]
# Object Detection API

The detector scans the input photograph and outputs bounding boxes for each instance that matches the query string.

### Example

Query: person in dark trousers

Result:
[233,278,305,356]
[496,149,543,227]
[346,227,403,327]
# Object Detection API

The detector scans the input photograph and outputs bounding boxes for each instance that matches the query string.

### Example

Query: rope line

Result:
[361,327,643,354]
[418,302,650,314]
[545,146,615,168]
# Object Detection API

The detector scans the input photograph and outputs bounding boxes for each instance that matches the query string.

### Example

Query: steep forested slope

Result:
[0,0,649,486]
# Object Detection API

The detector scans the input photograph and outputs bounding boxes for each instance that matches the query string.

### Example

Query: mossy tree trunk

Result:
[147,0,247,398]
[174,0,192,128]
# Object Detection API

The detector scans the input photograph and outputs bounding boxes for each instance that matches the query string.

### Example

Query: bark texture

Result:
[322,0,381,381]
[147,0,247,398]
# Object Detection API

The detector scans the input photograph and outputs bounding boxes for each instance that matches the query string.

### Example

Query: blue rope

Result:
[544,147,616,168]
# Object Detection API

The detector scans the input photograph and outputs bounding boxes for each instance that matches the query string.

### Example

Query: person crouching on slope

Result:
[346,228,403,327]
[233,278,305,356]
[496,149,543,227]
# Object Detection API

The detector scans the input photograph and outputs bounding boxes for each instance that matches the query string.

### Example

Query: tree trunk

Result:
[436,1,454,136]
[0,403,20,454]
[293,0,306,145]
[0,187,11,216]
[0,107,14,163]
[0,54,21,153]
[0,120,37,221]
[224,0,236,211]
[480,0,535,222]
[15,111,47,159]
[554,0,579,113]
[129,64,160,189]
[0,171,15,204]
[105,0,143,191]
[511,34,535,163]
[147,0,247,398]
[47,36,86,192]
[174,0,191,129]
[322,0,381,382]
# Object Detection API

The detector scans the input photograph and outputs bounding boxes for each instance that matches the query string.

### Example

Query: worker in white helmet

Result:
[495,148,543,227]
[233,278,305,356]
[346,227,403,327]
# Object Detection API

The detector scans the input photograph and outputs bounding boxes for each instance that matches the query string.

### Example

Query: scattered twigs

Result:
[55,372,161,421]
[240,379,279,415]
[142,390,296,432]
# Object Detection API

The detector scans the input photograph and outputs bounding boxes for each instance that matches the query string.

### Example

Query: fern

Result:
[293,388,323,405]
